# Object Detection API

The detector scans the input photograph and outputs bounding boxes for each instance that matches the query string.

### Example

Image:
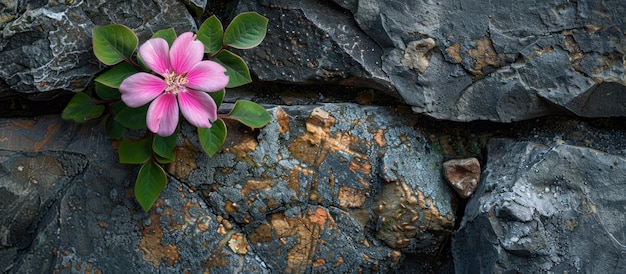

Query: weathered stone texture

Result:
[0,0,195,97]
[453,138,626,273]
[0,103,457,272]
[180,104,457,269]
[1,0,625,272]
[2,0,624,121]
[351,0,626,121]
[232,0,392,92]
[234,0,625,121]
[0,116,265,273]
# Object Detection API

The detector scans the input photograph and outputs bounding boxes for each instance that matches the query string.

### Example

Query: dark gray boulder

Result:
[178,103,457,271]
[453,138,626,273]
[0,0,195,98]
[1,0,626,272]
[3,0,624,122]
[0,103,457,272]
[232,0,393,92]
[346,0,626,121]
[234,0,625,121]
[0,115,264,273]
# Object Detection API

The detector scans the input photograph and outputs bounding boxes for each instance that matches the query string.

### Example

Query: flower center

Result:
[164,72,188,95]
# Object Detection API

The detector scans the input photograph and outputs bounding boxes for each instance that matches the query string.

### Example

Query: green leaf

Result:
[214,50,251,88]
[62,92,105,123]
[223,12,268,49]
[152,133,177,163]
[151,28,177,46]
[197,16,223,55]
[118,137,152,164]
[104,114,126,139]
[228,100,271,128]
[198,118,226,156]
[111,100,126,114]
[95,62,138,88]
[93,24,138,65]
[135,160,167,212]
[115,104,148,130]
[209,89,225,109]
[95,82,121,100]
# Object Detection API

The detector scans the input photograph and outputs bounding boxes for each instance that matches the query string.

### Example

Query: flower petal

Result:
[178,89,217,129]
[185,61,229,92]
[170,32,204,74]
[139,38,171,75]
[119,72,166,107]
[147,93,179,137]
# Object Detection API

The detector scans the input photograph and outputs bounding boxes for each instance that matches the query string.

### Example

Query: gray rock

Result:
[180,103,456,270]
[354,0,626,121]
[0,0,195,98]
[232,0,393,93]
[0,103,456,272]
[237,0,625,121]
[0,116,266,273]
[453,138,626,273]
[3,0,624,122]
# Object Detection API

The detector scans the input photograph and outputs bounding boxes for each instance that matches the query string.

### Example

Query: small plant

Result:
[62,12,271,211]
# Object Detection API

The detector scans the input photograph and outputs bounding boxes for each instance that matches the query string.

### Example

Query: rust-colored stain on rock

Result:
[167,139,198,181]
[242,178,272,197]
[284,166,313,200]
[374,180,454,251]
[308,207,332,231]
[248,223,273,244]
[248,207,338,273]
[139,211,180,268]
[374,129,387,147]
[275,106,291,134]
[338,185,367,208]
[224,200,239,213]
[225,134,259,164]
[33,122,60,152]
[288,107,371,207]
[289,107,366,165]
[228,233,249,254]
[446,41,463,64]
[0,119,62,152]
[138,198,221,269]
[466,37,505,75]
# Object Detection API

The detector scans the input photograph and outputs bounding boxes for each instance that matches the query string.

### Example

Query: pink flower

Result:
[119,32,229,137]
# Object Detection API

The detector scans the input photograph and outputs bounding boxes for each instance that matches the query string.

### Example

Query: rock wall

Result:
[0,0,195,96]
[454,138,626,273]
[234,0,626,122]
[2,0,624,121]
[0,105,459,273]
[1,0,625,273]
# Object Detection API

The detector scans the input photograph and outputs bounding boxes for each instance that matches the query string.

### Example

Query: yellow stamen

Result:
[164,71,188,95]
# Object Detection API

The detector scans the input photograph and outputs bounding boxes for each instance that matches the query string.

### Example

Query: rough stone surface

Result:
[443,157,481,199]
[0,116,265,273]
[232,0,392,92]
[179,103,457,266]
[2,0,624,122]
[0,103,457,273]
[1,0,625,272]
[0,0,195,98]
[234,0,625,121]
[453,138,626,273]
[350,0,626,121]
